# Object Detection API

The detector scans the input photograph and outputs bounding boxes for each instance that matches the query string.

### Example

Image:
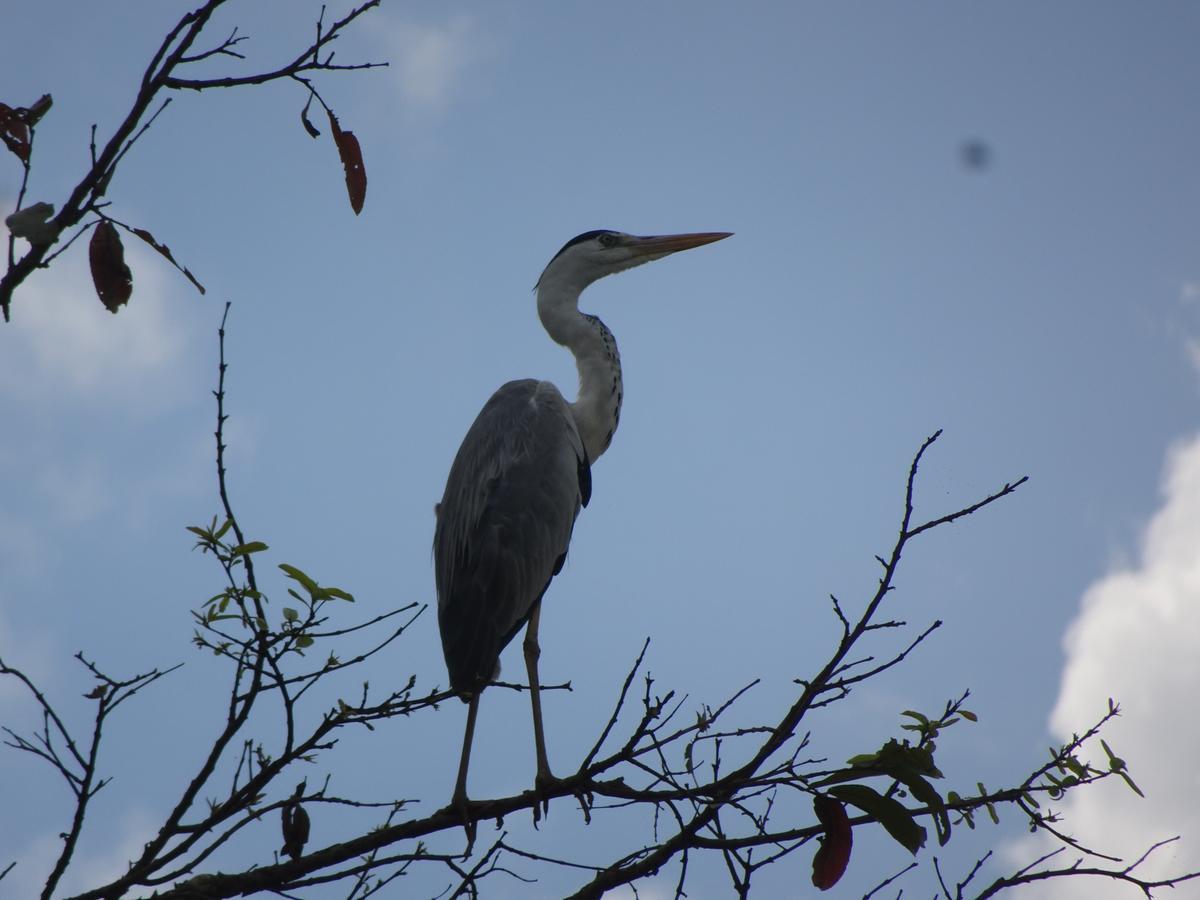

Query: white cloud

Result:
[36,457,111,524]
[1006,434,1200,897]
[0,242,188,400]
[378,14,484,109]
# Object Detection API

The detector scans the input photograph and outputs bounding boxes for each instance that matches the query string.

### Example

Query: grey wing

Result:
[434,379,591,695]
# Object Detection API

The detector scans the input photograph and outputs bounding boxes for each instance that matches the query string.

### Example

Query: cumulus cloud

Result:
[1007,435,1200,897]
[377,14,484,109]
[0,240,189,402]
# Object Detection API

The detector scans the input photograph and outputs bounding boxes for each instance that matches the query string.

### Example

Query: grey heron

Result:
[434,229,731,810]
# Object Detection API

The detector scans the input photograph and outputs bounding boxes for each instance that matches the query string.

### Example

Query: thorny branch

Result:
[0,0,385,320]
[6,4,1192,899]
[4,361,1197,898]
[0,653,179,899]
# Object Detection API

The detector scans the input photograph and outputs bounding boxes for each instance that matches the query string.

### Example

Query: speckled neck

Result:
[536,277,623,463]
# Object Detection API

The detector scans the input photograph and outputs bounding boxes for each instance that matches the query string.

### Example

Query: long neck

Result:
[536,278,623,463]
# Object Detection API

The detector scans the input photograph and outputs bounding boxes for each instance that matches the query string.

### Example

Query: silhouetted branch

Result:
[7,352,1197,899]
[1,0,385,320]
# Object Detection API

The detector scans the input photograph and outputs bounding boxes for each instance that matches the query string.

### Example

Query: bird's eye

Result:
[598,233,618,248]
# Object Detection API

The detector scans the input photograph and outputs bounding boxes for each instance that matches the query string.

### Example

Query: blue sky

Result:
[2,2,1199,897]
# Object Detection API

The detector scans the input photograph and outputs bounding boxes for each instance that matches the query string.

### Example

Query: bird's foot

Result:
[530,768,559,826]
[445,787,477,852]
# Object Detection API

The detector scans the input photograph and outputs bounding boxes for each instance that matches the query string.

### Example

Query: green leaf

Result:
[1118,770,1144,798]
[896,771,951,846]
[959,709,978,722]
[186,525,210,539]
[232,541,269,556]
[279,563,319,596]
[1063,755,1088,779]
[1100,739,1126,771]
[845,753,880,768]
[296,634,314,649]
[321,586,355,602]
[283,607,299,623]
[829,784,927,855]
[213,519,233,541]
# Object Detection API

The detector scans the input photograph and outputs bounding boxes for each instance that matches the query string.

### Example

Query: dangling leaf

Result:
[830,784,927,855]
[130,226,206,294]
[300,94,321,138]
[0,102,31,162]
[811,794,853,890]
[24,94,52,126]
[894,770,951,846]
[326,108,366,214]
[89,220,133,312]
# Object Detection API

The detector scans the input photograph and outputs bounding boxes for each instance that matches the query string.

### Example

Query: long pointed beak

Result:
[627,231,733,257]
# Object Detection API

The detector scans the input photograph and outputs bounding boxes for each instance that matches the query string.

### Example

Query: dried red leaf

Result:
[89,221,133,313]
[0,102,31,162]
[811,794,853,890]
[25,94,53,127]
[326,109,366,215]
[131,226,206,295]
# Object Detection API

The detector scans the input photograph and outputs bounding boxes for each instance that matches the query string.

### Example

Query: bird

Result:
[434,229,732,811]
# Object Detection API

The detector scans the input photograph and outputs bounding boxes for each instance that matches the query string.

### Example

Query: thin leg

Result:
[523,603,555,788]
[452,691,480,810]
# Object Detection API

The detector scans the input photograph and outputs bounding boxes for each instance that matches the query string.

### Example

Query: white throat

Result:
[536,272,623,463]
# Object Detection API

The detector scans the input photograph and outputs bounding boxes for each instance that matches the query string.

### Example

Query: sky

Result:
[2,2,1199,897]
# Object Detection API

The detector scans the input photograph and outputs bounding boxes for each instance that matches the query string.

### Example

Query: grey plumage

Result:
[433,229,730,809]
[435,379,590,695]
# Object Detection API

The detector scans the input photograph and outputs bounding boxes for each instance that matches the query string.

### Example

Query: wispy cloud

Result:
[1005,434,1200,897]
[377,14,486,109]
[0,241,192,402]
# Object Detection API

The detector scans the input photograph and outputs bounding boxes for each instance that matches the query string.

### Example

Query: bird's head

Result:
[536,229,732,293]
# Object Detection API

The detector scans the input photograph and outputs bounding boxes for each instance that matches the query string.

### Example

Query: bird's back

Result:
[434,379,591,695]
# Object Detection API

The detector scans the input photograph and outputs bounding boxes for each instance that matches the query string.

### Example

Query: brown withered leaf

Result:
[131,226,206,295]
[25,94,53,127]
[89,221,133,313]
[0,102,31,162]
[326,109,366,215]
[811,794,853,890]
[299,95,321,139]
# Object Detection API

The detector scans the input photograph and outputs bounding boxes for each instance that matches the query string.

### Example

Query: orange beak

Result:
[626,232,733,258]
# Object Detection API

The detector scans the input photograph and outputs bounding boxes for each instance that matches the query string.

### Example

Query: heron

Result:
[434,229,731,811]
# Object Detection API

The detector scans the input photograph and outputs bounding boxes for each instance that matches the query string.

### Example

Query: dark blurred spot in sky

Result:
[960,139,992,172]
